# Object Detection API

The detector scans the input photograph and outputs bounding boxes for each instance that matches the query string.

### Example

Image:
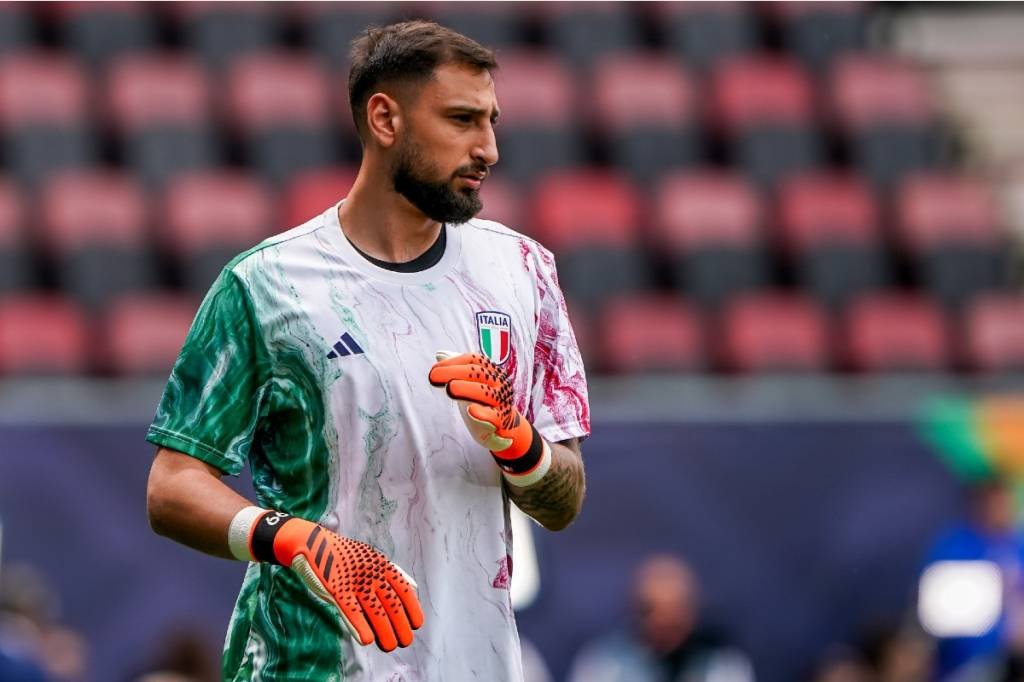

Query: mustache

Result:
[454,165,488,179]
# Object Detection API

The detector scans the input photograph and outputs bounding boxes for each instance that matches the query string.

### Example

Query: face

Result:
[632,558,698,654]
[390,62,500,224]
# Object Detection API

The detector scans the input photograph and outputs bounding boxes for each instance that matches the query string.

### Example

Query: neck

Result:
[338,161,442,263]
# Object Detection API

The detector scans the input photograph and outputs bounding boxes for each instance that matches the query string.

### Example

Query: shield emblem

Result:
[476,311,512,365]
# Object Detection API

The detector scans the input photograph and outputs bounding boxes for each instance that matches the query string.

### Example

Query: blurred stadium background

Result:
[1,1,1024,681]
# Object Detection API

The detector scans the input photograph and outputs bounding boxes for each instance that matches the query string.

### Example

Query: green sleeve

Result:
[146,268,271,475]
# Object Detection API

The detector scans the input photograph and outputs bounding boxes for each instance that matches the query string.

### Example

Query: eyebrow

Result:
[447,105,500,122]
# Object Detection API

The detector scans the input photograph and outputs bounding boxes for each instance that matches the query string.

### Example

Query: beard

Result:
[391,138,484,224]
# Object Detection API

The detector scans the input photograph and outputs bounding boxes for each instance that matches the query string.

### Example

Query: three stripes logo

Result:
[326,331,365,359]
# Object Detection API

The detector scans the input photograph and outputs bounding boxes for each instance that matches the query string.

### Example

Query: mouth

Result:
[457,171,487,190]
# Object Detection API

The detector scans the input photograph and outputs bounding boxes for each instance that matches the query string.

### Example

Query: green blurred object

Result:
[918,397,993,482]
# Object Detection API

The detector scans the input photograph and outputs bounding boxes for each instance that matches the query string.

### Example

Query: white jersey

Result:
[147,201,591,681]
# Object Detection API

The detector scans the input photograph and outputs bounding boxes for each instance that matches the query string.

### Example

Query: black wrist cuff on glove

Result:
[251,511,291,564]
[493,423,545,475]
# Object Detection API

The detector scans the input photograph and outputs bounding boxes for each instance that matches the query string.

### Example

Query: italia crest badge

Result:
[476,311,512,366]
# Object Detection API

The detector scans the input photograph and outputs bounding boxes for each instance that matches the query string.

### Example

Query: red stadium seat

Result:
[592,52,701,182]
[832,55,934,130]
[0,295,89,375]
[41,170,156,308]
[226,52,334,184]
[777,172,886,308]
[476,176,526,230]
[0,178,30,292]
[108,53,210,132]
[844,293,949,371]
[100,292,198,375]
[964,295,1024,372]
[897,174,1002,309]
[163,170,275,292]
[491,51,583,181]
[282,167,358,227]
[654,171,767,307]
[598,294,704,372]
[713,54,814,131]
[531,169,649,309]
[721,292,829,372]
[0,52,95,185]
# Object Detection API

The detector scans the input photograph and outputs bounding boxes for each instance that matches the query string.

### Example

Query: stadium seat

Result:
[491,51,584,183]
[40,170,156,310]
[831,55,941,191]
[592,53,702,183]
[178,2,280,70]
[0,179,32,292]
[163,171,276,293]
[653,171,768,309]
[300,2,402,70]
[720,292,829,372]
[659,2,757,72]
[426,2,525,48]
[0,295,89,375]
[108,53,218,187]
[713,54,822,189]
[897,173,1003,309]
[531,169,649,310]
[537,2,643,68]
[774,1,867,73]
[282,167,358,227]
[227,52,335,186]
[777,172,887,309]
[55,2,157,68]
[843,293,950,371]
[0,52,96,186]
[99,293,198,375]
[598,294,704,373]
[964,294,1024,372]
[476,176,526,230]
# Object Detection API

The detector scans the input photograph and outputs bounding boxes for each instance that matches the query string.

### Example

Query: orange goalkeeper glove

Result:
[230,509,424,652]
[428,351,552,486]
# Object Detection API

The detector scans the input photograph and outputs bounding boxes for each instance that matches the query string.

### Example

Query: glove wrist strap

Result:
[492,422,545,474]
[250,510,293,565]
[498,427,552,487]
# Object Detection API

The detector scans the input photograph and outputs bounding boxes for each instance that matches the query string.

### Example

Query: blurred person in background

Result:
[568,554,753,682]
[130,627,218,682]
[922,477,1024,679]
[0,563,86,681]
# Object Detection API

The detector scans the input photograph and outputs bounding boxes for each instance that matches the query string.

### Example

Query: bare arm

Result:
[146,447,254,560]
[505,438,584,532]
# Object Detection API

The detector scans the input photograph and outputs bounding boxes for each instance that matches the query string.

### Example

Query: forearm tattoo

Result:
[506,441,585,531]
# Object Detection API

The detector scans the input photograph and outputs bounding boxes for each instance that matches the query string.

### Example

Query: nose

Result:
[472,121,499,167]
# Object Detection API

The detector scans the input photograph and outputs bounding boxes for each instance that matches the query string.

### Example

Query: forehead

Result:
[419,63,498,110]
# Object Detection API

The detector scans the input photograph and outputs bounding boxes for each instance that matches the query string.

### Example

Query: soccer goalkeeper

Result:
[144,19,590,682]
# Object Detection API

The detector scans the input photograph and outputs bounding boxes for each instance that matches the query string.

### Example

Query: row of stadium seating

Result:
[0,2,867,73]
[0,166,1009,312]
[0,46,938,189]
[2,288,1022,376]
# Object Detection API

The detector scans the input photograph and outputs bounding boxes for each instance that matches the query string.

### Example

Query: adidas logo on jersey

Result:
[326,332,364,359]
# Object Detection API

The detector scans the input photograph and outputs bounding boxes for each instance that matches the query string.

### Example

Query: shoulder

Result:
[224,211,333,282]
[461,217,558,274]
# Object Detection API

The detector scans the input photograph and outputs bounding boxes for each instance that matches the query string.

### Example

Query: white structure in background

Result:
[918,560,1003,637]
[511,506,541,611]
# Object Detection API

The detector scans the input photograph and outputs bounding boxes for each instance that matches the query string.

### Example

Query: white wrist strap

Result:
[228,506,267,561]
[502,439,552,487]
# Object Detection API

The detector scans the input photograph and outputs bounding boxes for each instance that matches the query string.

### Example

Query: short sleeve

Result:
[146,268,271,475]
[528,247,591,443]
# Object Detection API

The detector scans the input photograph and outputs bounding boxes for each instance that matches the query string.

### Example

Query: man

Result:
[568,555,752,682]
[145,19,590,682]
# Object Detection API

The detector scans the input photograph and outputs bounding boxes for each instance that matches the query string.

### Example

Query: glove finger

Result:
[467,404,514,451]
[292,555,375,646]
[376,585,414,648]
[428,364,501,389]
[387,567,425,630]
[432,351,484,367]
[358,590,399,653]
[446,379,500,407]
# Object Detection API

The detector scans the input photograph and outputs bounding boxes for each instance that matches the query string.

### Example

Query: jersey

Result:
[146,201,591,682]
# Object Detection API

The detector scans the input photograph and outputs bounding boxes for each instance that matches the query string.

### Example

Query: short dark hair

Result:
[348,20,498,141]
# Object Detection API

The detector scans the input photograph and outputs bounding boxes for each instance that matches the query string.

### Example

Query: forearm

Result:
[147,447,253,560]
[506,439,584,531]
